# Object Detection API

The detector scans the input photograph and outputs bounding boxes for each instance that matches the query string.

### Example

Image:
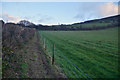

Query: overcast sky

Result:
[0,1,119,25]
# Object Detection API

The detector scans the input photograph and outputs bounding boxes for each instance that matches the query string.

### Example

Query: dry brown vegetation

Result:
[2,22,65,78]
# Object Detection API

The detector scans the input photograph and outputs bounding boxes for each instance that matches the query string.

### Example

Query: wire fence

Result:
[39,32,92,79]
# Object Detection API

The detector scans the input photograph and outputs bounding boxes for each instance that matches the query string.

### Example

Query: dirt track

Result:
[2,31,66,78]
[19,32,66,78]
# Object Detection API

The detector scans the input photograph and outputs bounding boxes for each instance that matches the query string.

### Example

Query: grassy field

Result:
[38,27,119,78]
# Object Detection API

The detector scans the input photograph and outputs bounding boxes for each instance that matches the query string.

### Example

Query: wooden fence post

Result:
[41,35,42,42]
[52,44,55,65]
[44,38,47,50]
[44,38,45,49]
[42,37,44,44]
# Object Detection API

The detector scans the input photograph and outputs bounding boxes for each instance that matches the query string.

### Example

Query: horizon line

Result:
[1,14,119,26]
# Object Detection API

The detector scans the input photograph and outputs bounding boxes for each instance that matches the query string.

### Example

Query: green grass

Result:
[38,27,119,78]
[71,22,114,28]
[20,62,28,78]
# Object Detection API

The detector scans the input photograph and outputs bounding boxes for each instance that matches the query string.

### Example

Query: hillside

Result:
[70,15,119,29]
[2,21,65,78]
[1,14,119,78]
[0,20,2,79]
[23,15,119,31]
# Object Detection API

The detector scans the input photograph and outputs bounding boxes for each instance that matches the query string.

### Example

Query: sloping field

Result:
[38,27,119,78]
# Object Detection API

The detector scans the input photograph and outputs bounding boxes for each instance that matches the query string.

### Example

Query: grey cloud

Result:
[74,3,101,21]
[22,14,53,24]
[74,2,118,21]
[37,14,53,23]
